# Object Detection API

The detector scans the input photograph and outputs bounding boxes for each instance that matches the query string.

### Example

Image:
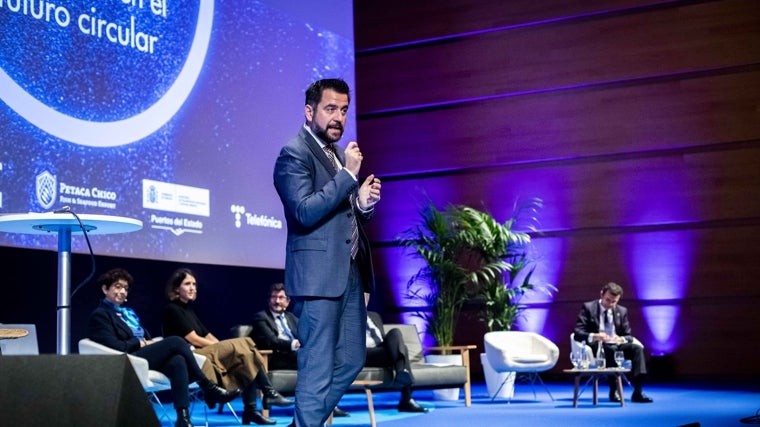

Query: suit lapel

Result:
[300,127,337,175]
[266,311,279,335]
[369,311,384,335]
[110,309,133,338]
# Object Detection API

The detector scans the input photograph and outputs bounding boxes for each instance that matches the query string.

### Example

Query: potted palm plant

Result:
[475,198,556,332]
[397,202,511,349]
[397,202,523,400]
[469,198,557,399]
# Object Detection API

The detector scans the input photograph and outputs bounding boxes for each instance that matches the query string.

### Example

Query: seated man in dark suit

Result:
[251,283,349,417]
[574,281,653,403]
[366,310,428,413]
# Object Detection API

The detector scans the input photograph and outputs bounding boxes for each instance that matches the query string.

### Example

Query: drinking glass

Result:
[570,351,580,369]
[596,352,606,369]
[579,350,590,369]
[614,351,625,368]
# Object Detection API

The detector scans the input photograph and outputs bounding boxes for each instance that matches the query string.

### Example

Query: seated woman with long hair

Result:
[162,268,294,425]
[87,268,240,427]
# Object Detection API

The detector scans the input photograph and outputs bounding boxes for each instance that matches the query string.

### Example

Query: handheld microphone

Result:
[53,206,72,214]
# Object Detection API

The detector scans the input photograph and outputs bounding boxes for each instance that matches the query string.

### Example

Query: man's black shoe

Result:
[632,392,653,403]
[332,406,350,417]
[398,398,428,413]
[609,390,621,403]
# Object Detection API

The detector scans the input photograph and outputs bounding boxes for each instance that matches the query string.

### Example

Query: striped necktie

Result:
[324,144,359,259]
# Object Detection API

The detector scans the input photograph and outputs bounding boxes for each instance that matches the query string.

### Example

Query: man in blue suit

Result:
[273,78,381,427]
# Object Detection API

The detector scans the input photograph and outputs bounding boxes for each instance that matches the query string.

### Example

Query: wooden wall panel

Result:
[356,0,760,113]
[353,0,676,51]
[366,145,760,241]
[547,228,760,301]
[360,70,760,177]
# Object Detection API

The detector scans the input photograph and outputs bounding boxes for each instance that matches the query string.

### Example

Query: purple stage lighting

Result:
[625,230,695,353]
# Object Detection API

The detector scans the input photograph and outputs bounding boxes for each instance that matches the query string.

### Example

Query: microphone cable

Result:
[53,206,97,298]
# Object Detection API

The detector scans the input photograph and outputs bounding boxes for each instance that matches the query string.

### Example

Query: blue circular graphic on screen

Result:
[0,0,214,147]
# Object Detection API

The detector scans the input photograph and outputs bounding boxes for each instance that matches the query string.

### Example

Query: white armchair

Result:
[78,338,214,422]
[484,331,559,401]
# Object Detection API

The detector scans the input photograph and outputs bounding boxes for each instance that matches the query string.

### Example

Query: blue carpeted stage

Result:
[162,381,760,427]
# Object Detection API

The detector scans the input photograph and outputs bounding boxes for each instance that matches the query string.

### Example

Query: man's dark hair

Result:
[602,282,624,297]
[305,78,350,109]
[97,268,133,289]
[270,282,286,294]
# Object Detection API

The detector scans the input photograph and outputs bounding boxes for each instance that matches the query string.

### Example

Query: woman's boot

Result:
[242,383,276,425]
[242,404,276,425]
[175,407,192,427]
[200,378,241,409]
[257,370,294,409]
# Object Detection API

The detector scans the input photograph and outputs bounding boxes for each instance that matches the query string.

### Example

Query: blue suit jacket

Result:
[273,126,375,298]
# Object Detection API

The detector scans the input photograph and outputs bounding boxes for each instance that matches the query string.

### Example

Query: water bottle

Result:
[596,346,606,369]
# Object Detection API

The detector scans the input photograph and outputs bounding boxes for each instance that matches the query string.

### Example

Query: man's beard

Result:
[311,121,343,143]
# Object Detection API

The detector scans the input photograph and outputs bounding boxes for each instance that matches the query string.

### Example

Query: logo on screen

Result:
[0,1,215,147]
[231,204,246,228]
[148,184,158,204]
[229,204,283,230]
[35,171,58,210]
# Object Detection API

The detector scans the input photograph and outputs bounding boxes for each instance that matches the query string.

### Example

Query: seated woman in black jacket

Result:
[87,268,240,427]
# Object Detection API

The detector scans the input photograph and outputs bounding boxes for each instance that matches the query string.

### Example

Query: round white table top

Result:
[0,212,142,235]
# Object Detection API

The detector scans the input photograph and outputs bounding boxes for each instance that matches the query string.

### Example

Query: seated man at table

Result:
[573,282,653,403]
[366,310,428,413]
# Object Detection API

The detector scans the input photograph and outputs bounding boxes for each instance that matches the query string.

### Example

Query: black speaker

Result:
[0,354,159,427]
